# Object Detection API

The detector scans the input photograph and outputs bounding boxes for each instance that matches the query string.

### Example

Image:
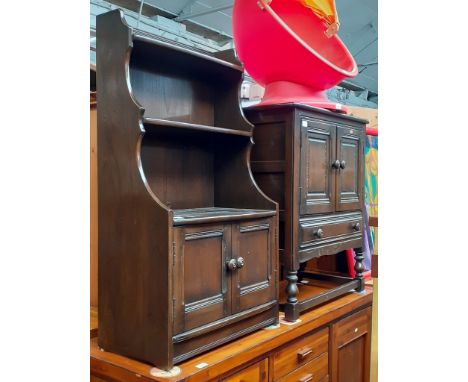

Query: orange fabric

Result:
[296,0,338,25]
[295,0,340,36]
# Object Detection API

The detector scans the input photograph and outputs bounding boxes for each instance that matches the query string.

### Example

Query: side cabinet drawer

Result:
[276,353,328,382]
[334,307,371,348]
[298,212,362,259]
[273,328,329,380]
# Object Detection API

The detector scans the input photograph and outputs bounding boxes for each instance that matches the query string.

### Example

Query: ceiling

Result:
[91,0,377,104]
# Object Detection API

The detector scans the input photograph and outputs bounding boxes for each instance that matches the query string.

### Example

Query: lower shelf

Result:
[279,272,360,321]
[172,207,276,226]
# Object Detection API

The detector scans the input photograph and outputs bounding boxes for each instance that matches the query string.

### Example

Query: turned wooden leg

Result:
[284,270,300,321]
[286,270,298,303]
[354,247,365,292]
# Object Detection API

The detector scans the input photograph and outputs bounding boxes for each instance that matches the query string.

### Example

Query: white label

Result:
[336,103,342,110]
[302,120,308,127]
[196,363,209,369]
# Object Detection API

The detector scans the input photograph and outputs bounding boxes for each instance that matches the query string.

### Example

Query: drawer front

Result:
[276,352,328,382]
[298,212,362,258]
[221,358,268,382]
[334,307,371,348]
[273,328,329,380]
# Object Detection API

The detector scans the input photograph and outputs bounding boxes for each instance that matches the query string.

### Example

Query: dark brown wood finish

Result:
[245,104,367,321]
[91,287,373,382]
[97,10,278,370]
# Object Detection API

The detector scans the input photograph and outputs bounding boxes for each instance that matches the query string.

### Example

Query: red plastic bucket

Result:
[233,0,358,111]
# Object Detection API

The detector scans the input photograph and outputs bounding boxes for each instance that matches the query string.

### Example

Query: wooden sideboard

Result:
[91,287,372,382]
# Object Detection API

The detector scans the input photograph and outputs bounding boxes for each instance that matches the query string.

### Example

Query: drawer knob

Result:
[299,374,314,382]
[353,222,361,231]
[297,346,314,361]
[226,259,237,271]
[236,257,245,269]
[314,228,324,239]
[340,160,346,169]
[332,160,341,169]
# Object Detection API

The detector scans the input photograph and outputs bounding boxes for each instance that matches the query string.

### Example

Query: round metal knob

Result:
[314,228,324,238]
[340,160,346,169]
[353,222,361,231]
[226,259,237,271]
[332,160,341,169]
[236,257,245,269]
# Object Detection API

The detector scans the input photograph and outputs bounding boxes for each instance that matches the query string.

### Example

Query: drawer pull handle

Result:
[332,160,341,169]
[353,222,361,231]
[226,259,237,271]
[299,373,314,382]
[314,228,324,239]
[297,346,314,361]
[236,257,245,269]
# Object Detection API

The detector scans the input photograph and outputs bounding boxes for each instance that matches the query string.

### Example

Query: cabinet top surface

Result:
[91,287,372,382]
[245,103,369,125]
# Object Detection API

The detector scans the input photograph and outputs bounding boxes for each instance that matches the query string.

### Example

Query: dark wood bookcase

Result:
[97,10,278,370]
[245,104,367,322]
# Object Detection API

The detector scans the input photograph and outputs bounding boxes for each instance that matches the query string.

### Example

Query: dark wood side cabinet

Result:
[91,287,373,382]
[97,10,278,370]
[244,104,367,321]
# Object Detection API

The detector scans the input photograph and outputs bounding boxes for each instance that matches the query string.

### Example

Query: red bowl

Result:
[233,0,358,111]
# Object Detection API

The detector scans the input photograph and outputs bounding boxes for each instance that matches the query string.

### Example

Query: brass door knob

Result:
[332,160,341,169]
[314,228,324,238]
[353,222,361,231]
[236,257,245,269]
[226,259,237,271]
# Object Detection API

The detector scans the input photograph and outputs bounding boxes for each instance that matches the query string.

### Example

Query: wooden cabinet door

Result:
[173,224,232,334]
[336,126,363,212]
[330,307,372,382]
[300,119,336,215]
[231,218,277,313]
[221,358,268,382]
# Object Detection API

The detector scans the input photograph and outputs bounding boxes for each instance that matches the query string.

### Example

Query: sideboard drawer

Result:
[273,328,328,380]
[276,352,328,382]
[334,307,371,348]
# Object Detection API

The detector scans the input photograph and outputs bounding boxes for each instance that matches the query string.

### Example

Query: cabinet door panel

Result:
[231,219,277,313]
[173,224,231,334]
[300,119,336,215]
[336,126,363,212]
[331,307,371,382]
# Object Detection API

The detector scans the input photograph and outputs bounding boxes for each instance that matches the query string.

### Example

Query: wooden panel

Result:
[336,126,363,212]
[221,358,268,382]
[90,103,98,308]
[331,307,372,382]
[276,352,328,382]
[232,218,277,313]
[299,119,336,215]
[273,328,329,380]
[140,132,214,210]
[173,224,231,334]
[129,62,215,126]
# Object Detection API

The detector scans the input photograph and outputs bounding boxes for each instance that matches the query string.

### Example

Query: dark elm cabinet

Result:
[97,10,278,370]
[245,104,366,322]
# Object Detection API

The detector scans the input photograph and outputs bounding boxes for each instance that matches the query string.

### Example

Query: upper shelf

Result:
[173,207,276,226]
[143,118,252,137]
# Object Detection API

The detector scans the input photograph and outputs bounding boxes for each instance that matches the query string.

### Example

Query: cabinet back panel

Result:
[129,63,214,126]
[141,133,214,209]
